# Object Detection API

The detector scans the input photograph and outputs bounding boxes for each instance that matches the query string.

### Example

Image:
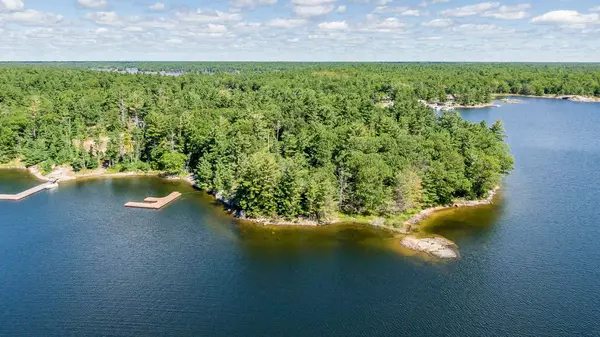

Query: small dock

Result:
[0,182,58,201]
[124,192,182,210]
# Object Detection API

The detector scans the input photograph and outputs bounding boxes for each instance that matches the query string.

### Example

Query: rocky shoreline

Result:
[499,98,523,104]
[1,165,192,185]
[419,93,600,113]
[455,102,501,109]
[2,165,499,260]
[395,187,499,259]
[404,186,500,228]
[494,93,600,103]
[418,100,500,111]
[400,236,460,259]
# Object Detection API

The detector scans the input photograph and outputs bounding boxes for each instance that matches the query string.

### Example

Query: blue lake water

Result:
[1,97,599,336]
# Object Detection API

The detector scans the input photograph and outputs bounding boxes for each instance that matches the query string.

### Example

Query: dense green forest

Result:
[2,62,597,221]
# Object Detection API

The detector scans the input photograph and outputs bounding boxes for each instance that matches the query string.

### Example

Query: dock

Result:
[124,192,182,210]
[0,182,58,201]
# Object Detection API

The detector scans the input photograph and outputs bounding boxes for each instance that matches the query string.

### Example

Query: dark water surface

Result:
[2,97,600,336]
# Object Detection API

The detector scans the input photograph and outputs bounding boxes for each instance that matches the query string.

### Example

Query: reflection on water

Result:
[235,222,398,256]
[419,192,505,242]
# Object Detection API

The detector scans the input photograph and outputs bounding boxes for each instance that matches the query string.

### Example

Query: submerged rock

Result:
[400,236,459,259]
[567,95,600,103]
[500,98,523,104]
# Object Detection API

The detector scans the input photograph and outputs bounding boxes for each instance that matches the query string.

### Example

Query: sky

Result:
[0,0,599,61]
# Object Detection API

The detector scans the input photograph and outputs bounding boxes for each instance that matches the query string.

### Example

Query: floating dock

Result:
[124,192,182,210]
[0,182,58,201]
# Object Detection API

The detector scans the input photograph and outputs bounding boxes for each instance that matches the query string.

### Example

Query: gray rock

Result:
[400,236,459,259]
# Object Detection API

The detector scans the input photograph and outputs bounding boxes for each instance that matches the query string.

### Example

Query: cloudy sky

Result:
[0,0,599,61]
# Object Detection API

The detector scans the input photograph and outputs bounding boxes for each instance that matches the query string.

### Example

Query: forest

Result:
[1,62,597,222]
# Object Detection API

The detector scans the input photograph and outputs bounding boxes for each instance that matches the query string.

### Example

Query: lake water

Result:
[1,97,600,336]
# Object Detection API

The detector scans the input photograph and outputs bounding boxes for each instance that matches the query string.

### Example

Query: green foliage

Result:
[4,62,578,219]
[393,168,423,213]
[275,158,306,219]
[39,160,54,175]
[301,166,338,220]
[235,152,281,217]
[159,152,187,175]
[22,140,49,167]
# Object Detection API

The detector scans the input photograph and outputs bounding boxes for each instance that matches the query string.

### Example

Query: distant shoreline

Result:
[493,93,600,103]
[420,93,600,111]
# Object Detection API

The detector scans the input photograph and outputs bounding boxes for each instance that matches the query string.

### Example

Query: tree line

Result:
[6,62,595,221]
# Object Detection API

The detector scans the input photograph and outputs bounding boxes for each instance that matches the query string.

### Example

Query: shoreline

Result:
[0,165,194,185]
[1,165,499,259]
[493,93,600,103]
[418,100,500,111]
[403,186,500,228]
[419,93,600,111]
[393,187,499,259]
[454,102,501,109]
[2,165,499,231]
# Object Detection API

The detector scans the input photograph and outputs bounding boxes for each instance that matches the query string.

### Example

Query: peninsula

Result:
[3,62,600,257]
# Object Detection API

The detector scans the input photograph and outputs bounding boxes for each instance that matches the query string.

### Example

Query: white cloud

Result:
[336,5,346,13]
[231,0,277,8]
[0,9,64,26]
[422,18,454,27]
[352,0,392,5]
[373,6,422,16]
[266,18,307,28]
[421,0,450,6]
[173,24,232,38]
[292,0,337,5]
[77,0,108,10]
[531,11,599,26]
[441,2,499,17]
[149,2,165,11]
[483,4,531,20]
[373,6,407,13]
[166,38,183,44]
[85,11,122,26]
[293,4,335,17]
[359,16,407,33]
[233,21,262,30]
[401,9,421,17]
[453,23,515,34]
[123,26,144,32]
[205,24,228,33]
[138,18,177,29]
[292,0,338,17]
[175,10,242,24]
[0,0,24,11]
[591,7,600,13]
[318,20,348,30]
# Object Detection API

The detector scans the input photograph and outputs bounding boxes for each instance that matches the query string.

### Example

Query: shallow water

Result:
[1,97,600,335]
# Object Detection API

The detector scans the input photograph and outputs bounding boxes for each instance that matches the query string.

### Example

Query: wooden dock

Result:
[124,192,182,210]
[0,182,57,201]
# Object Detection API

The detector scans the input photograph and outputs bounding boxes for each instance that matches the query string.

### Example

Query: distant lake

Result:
[1,97,600,335]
